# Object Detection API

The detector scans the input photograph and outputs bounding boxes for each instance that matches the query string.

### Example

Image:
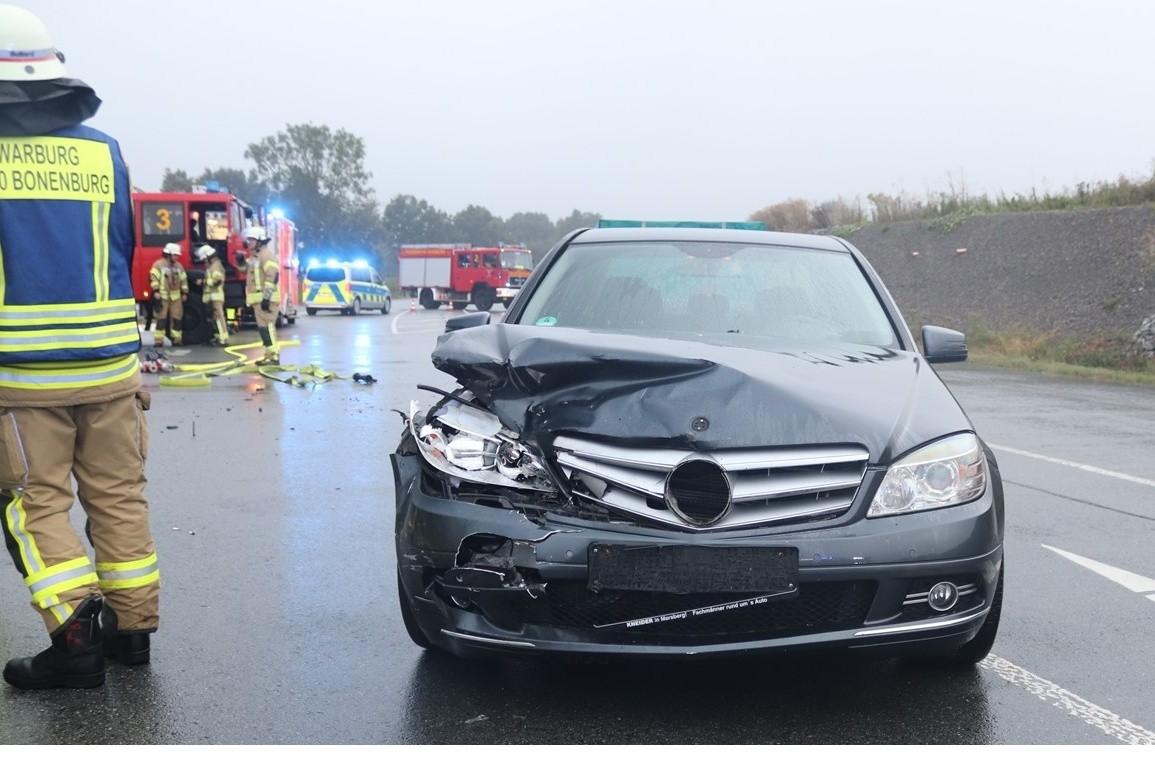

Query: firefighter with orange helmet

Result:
[194,244,229,346]
[0,4,159,690]
[149,242,189,346]
[241,225,282,365]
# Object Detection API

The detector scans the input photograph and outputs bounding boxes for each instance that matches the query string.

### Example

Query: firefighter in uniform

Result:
[241,225,282,365]
[149,242,188,346]
[0,5,159,689]
[195,244,229,346]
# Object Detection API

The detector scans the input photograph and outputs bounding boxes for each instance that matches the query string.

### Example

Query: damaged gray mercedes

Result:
[391,222,1004,664]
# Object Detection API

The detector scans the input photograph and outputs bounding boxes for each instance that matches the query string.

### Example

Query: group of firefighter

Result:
[147,227,284,366]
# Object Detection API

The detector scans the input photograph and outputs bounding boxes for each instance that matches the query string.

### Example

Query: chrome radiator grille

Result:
[553,436,869,531]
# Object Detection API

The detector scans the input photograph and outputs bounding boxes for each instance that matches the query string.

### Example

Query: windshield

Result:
[305,267,346,282]
[515,240,899,349]
[500,249,534,270]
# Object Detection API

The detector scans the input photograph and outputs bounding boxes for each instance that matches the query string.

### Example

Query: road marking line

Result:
[1042,545,1155,593]
[988,444,1155,488]
[980,655,1155,744]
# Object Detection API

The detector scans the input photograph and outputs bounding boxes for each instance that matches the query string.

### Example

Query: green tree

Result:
[381,194,452,246]
[159,168,194,192]
[451,204,502,245]
[502,211,557,262]
[245,123,381,257]
[552,209,602,241]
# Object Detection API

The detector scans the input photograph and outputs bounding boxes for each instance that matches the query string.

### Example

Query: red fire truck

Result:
[496,243,534,308]
[131,188,300,343]
[397,243,532,311]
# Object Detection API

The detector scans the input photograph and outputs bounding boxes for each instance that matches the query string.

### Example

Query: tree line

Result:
[159,122,600,275]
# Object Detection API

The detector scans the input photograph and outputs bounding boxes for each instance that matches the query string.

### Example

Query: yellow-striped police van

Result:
[302,260,392,316]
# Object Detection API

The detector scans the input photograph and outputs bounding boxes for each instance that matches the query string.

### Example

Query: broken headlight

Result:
[868,433,986,517]
[409,399,555,492]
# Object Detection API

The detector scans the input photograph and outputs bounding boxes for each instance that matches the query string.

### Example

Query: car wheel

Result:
[948,564,1003,665]
[350,297,361,316]
[306,308,317,316]
[397,570,432,649]
[381,296,391,315]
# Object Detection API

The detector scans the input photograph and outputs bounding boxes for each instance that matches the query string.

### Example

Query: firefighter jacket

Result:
[203,258,226,303]
[149,258,188,301]
[0,124,141,407]
[244,245,281,305]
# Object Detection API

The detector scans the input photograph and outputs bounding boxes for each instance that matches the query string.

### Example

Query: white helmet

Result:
[242,225,268,242]
[193,244,216,262]
[0,5,67,81]
[162,243,181,257]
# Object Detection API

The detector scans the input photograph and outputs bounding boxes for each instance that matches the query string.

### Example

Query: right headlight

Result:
[868,433,986,517]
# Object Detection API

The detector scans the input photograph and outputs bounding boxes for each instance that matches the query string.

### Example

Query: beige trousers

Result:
[158,298,184,344]
[0,393,159,633]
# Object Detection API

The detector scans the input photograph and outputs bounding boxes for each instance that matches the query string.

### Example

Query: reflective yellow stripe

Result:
[0,321,140,352]
[0,298,137,325]
[26,555,98,608]
[4,492,44,574]
[0,352,139,389]
[90,201,110,301]
[96,552,159,590]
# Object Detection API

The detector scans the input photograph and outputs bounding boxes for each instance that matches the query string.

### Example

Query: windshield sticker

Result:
[535,316,558,326]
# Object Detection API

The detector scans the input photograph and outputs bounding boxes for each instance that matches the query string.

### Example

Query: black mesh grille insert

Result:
[519,580,876,640]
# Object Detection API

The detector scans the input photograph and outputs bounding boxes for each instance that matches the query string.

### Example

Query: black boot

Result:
[101,604,151,665]
[3,596,105,689]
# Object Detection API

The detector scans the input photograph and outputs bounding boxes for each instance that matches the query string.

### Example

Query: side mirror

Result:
[922,325,968,363]
[444,312,491,333]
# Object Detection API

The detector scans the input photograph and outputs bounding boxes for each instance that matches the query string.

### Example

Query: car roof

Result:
[570,226,851,252]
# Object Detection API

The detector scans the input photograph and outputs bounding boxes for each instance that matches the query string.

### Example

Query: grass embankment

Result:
[961,324,1155,386]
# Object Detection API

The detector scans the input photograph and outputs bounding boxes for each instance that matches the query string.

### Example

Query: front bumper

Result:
[392,452,1004,659]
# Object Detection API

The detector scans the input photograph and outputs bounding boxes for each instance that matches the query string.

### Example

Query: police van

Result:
[302,260,392,316]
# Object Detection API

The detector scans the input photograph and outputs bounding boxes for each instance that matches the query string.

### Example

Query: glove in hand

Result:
[261,298,271,312]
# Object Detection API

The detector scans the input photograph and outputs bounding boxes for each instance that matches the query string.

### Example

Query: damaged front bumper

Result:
[392,449,1003,659]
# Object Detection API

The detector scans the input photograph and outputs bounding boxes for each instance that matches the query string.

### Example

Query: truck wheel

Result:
[451,300,469,310]
[419,289,440,310]
[472,286,496,312]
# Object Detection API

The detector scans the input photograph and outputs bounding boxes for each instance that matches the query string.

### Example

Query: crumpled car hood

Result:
[431,324,973,464]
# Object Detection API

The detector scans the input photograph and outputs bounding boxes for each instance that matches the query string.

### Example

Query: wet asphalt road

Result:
[1,308,1153,744]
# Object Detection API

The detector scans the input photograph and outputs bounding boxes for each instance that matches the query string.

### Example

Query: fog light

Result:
[927,582,959,612]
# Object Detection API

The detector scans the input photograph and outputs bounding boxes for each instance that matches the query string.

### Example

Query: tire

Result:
[180,297,212,345]
[502,298,513,309]
[397,570,432,649]
[350,297,361,316]
[419,289,440,310]
[275,311,285,329]
[949,564,1003,665]
[381,296,391,315]
[472,285,496,312]
[451,300,469,311]
[306,308,317,316]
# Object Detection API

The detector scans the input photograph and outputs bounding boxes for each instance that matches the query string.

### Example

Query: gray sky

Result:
[28,0,1155,222]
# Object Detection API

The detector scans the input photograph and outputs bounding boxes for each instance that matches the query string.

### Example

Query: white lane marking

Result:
[981,655,1155,744]
[1042,545,1155,595]
[988,444,1155,489]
